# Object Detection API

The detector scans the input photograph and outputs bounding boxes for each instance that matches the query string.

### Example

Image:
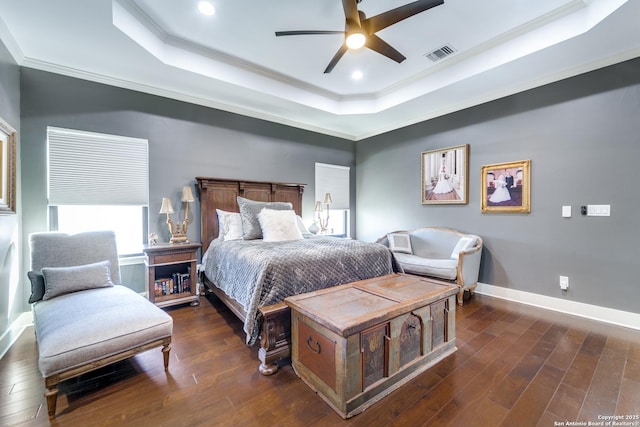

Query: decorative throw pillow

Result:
[450,237,475,260]
[237,196,293,240]
[216,209,243,241]
[216,209,228,239]
[41,260,114,301]
[258,208,303,242]
[295,215,309,234]
[387,232,413,254]
[27,270,46,303]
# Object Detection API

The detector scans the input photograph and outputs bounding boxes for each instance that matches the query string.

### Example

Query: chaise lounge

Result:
[28,231,173,418]
[377,226,483,305]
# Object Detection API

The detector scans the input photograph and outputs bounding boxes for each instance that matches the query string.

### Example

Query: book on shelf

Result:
[155,273,191,296]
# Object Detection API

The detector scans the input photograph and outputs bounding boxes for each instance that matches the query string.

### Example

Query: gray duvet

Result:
[202,235,395,344]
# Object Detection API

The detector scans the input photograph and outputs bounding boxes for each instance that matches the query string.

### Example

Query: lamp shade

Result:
[159,197,174,214]
[323,192,333,204]
[181,186,195,202]
[314,201,323,212]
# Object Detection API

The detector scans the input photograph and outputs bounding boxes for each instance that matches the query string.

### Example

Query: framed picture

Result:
[0,116,17,215]
[421,144,469,205]
[481,160,531,213]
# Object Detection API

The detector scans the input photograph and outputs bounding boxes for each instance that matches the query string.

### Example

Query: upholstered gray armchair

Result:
[28,231,173,418]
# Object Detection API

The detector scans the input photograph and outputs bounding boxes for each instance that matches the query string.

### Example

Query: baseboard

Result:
[2,285,638,359]
[0,312,34,360]
[475,282,640,331]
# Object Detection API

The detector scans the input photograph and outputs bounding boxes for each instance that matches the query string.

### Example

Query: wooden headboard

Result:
[196,177,306,252]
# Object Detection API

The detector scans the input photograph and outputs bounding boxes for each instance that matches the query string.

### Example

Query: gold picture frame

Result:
[0,116,17,215]
[421,144,469,205]
[481,160,531,213]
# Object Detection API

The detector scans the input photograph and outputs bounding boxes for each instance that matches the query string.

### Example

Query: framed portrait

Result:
[421,144,469,205]
[0,116,17,215]
[481,160,531,213]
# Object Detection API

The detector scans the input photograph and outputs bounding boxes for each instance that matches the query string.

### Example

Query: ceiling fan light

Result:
[346,32,366,50]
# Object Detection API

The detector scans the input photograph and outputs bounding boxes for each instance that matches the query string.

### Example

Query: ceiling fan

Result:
[275,0,444,73]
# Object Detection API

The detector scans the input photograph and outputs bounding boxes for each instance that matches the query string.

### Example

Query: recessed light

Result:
[351,70,363,80]
[198,1,215,16]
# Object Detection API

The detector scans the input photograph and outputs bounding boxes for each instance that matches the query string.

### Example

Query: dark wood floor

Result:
[2,292,639,426]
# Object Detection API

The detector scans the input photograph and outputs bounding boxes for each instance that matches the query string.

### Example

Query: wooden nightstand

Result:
[143,242,201,308]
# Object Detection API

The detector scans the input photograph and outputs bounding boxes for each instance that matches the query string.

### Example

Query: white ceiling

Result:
[1,0,639,140]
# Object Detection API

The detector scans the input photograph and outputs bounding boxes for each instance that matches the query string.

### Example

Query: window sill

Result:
[119,254,145,266]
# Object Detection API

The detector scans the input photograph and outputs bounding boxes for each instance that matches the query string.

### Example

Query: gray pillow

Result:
[387,232,413,254]
[27,271,46,303]
[237,196,293,240]
[41,260,114,301]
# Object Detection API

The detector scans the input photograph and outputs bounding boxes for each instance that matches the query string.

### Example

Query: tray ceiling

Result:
[0,0,638,140]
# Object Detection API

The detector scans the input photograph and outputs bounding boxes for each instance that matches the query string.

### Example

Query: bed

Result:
[196,177,395,374]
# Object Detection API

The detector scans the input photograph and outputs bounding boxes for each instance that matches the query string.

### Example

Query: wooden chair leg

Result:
[162,343,171,371]
[45,386,58,419]
[469,283,478,296]
[457,289,464,306]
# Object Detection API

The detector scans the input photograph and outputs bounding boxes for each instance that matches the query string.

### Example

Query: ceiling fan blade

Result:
[324,44,349,73]
[366,34,406,63]
[366,0,444,33]
[275,30,345,36]
[342,0,361,27]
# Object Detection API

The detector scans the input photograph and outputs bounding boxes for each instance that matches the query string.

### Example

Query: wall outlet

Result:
[559,276,569,290]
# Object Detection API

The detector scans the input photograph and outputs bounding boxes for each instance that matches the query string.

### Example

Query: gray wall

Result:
[356,58,640,314]
[19,69,355,308]
[14,57,640,319]
[0,37,21,339]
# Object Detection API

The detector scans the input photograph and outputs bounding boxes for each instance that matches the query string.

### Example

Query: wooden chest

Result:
[285,273,458,418]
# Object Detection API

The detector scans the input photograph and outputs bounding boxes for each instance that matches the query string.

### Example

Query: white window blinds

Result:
[315,163,350,210]
[47,127,149,205]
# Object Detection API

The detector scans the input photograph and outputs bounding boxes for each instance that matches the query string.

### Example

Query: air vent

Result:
[425,45,456,62]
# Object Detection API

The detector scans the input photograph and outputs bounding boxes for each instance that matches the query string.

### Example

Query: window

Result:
[54,205,146,256]
[315,163,350,236]
[47,127,149,256]
[324,209,349,236]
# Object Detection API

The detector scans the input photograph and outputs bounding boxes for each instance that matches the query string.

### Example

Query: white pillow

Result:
[450,237,475,259]
[258,208,303,242]
[216,209,243,241]
[296,215,309,234]
[237,197,293,240]
[387,233,413,254]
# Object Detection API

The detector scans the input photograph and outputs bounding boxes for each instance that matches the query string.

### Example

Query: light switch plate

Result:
[587,205,611,216]
[562,206,571,218]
